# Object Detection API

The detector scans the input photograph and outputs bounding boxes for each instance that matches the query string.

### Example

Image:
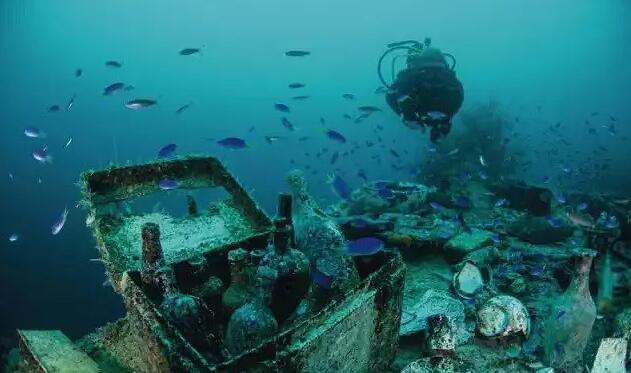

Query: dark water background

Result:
[1,0,630,345]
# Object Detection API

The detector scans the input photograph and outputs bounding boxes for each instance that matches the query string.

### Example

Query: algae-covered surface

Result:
[19,330,100,372]
[98,200,259,272]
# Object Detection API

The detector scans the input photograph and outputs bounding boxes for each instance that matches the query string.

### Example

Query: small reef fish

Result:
[285,50,311,57]
[105,60,122,68]
[63,137,73,149]
[345,237,384,256]
[311,264,332,289]
[158,179,178,190]
[75,68,83,77]
[33,146,53,163]
[288,83,305,89]
[157,143,177,158]
[357,105,382,113]
[8,233,19,242]
[176,103,191,114]
[494,198,507,208]
[125,99,157,110]
[265,136,283,144]
[51,208,68,235]
[565,211,595,228]
[291,95,310,100]
[179,48,201,55]
[217,137,248,149]
[342,93,356,100]
[24,127,46,138]
[479,155,488,167]
[328,173,352,200]
[325,130,346,143]
[48,105,60,112]
[546,216,563,228]
[429,202,444,210]
[274,103,290,112]
[66,94,76,111]
[103,82,125,96]
[281,117,296,131]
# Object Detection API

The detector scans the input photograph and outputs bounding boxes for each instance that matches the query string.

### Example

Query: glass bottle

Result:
[140,222,169,302]
[160,280,221,360]
[543,254,596,370]
[224,266,279,356]
[260,218,310,325]
[221,248,253,317]
[286,170,359,301]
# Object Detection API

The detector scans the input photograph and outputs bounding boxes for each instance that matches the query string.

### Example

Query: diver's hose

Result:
[377,46,421,87]
[443,53,456,71]
[386,40,422,48]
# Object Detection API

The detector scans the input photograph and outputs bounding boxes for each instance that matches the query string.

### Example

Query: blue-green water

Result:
[0,0,630,351]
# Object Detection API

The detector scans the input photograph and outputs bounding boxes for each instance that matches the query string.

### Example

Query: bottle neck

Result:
[569,256,593,294]
[229,260,249,287]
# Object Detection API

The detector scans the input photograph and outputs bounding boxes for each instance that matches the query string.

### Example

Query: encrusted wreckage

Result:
[14,156,405,372]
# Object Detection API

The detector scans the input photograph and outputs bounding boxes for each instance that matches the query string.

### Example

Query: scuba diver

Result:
[379,38,464,142]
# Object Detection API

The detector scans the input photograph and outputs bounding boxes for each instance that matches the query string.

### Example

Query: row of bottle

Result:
[223,183,361,356]
[137,176,361,359]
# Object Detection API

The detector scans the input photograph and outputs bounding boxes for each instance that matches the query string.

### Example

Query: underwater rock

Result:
[400,358,457,373]
[400,289,470,344]
[477,295,529,339]
[591,338,627,373]
[339,181,434,216]
[335,215,394,239]
[488,180,552,216]
[444,229,494,262]
[614,308,631,339]
[452,261,484,299]
[507,216,574,244]
[463,246,499,267]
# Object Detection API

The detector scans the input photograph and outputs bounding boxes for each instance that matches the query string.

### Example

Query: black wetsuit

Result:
[386,65,464,142]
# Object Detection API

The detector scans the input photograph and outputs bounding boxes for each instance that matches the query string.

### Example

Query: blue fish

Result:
[217,137,248,149]
[346,237,384,256]
[494,198,508,208]
[606,216,619,229]
[529,264,545,277]
[157,143,176,158]
[546,216,563,228]
[325,130,347,143]
[311,264,332,289]
[478,171,488,180]
[274,103,290,112]
[328,173,352,200]
[159,179,178,190]
[490,233,501,243]
[281,117,295,131]
[103,82,125,95]
[577,202,588,211]
[430,202,444,210]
